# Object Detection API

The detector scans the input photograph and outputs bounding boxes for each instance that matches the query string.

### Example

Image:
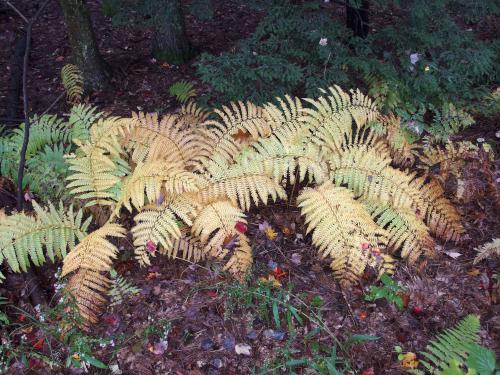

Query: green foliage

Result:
[168,80,197,104]
[108,269,141,307]
[0,201,90,276]
[410,315,498,375]
[0,293,115,372]
[364,274,406,310]
[196,0,499,135]
[0,105,104,201]
[61,64,84,103]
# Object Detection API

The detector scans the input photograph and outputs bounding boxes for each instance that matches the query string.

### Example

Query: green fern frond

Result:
[68,104,104,142]
[0,201,90,273]
[410,315,481,375]
[168,80,197,104]
[61,64,84,103]
[108,269,140,307]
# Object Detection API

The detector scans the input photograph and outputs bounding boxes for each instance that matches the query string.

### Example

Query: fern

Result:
[61,64,84,103]
[108,269,140,307]
[62,223,125,324]
[0,201,90,274]
[168,80,196,104]
[409,315,486,375]
[297,182,388,286]
[473,238,500,265]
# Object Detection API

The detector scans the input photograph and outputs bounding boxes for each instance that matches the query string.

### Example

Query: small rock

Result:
[201,338,214,351]
[267,259,278,270]
[246,331,258,340]
[263,329,285,341]
[223,335,235,350]
[235,343,251,356]
[152,285,162,296]
[211,357,223,369]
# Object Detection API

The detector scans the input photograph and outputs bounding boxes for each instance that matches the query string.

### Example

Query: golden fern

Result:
[0,201,90,274]
[131,196,199,265]
[177,101,210,127]
[61,64,83,103]
[297,182,388,286]
[62,223,125,324]
[115,159,200,213]
[222,233,253,279]
[192,101,271,168]
[125,112,203,166]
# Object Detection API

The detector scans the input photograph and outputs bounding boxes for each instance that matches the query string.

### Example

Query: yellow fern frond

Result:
[66,269,110,326]
[178,101,211,127]
[238,135,328,184]
[198,157,286,210]
[297,182,388,286]
[131,197,199,266]
[62,223,125,277]
[115,159,201,213]
[192,201,246,250]
[263,95,306,141]
[473,238,500,264]
[223,234,253,279]
[377,114,418,167]
[0,201,90,273]
[302,86,379,150]
[61,64,83,103]
[192,101,271,167]
[365,202,435,264]
[125,112,202,165]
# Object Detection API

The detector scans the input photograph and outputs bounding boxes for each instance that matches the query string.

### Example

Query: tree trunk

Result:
[346,0,370,38]
[59,0,110,91]
[152,0,192,64]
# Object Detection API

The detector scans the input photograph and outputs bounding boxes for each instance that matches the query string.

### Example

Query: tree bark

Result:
[152,0,192,64]
[2,31,26,128]
[59,0,110,91]
[346,0,370,38]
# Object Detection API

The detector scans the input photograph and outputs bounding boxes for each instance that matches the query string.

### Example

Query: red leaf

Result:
[361,242,370,251]
[32,337,45,350]
[272,267,287,280]
[206,290,218,298]
[412,306,423,316]
[18,314,26,322]
[362,368,375,375]
[234,222,247,234]
[231,129,252,143]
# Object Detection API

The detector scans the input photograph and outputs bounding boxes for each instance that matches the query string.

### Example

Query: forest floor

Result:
[0,1,499,374]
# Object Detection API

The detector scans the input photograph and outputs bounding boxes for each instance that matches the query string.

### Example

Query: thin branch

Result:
[41,92,65,115]
[16,0,52,211]
[3,0,29,24]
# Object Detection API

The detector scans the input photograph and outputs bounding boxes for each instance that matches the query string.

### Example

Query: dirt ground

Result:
[0,1,499,374]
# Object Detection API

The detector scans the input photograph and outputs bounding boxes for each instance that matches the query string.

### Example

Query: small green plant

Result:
[0,292,116,373]
[364,274,406,310]
[108,269,141,307]
[168,80,197,104]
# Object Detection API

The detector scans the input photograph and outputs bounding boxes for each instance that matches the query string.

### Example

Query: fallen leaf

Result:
[401,352,419,369]
[265,227,278,241]
[358,311,368,320]
[55,55,64,62]
[231,130,252,143]
[282,226,293,236]
[291,253,302,265]
[146,272,159,280]
[445,251,462,259]
[258,221,271,232]
[235,343,251,356]
[467,268,481,276]
[223,234,238,249]
[361,367,375,375]
[272,267,287,280]
[32,337,45,350]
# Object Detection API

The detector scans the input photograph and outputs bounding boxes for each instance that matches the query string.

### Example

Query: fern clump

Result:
[61,64,84,103]
[1,85,467,325]
[410,315,497,375]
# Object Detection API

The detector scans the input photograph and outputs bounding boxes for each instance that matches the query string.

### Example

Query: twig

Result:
[10,0,52,211]
[41,92,65,115]
[3,0,29,24]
